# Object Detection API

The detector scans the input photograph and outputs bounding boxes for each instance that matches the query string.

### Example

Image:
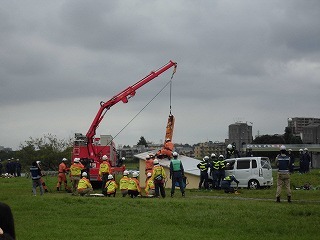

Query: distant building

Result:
[228,122,252,151]
[288,117,320,136]
[302,124,320,144]
[194,141,225,159]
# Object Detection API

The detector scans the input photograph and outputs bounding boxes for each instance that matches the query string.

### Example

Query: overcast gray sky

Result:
[1,0,320,150]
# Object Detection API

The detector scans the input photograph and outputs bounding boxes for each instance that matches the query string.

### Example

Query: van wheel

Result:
[248,180,260,190]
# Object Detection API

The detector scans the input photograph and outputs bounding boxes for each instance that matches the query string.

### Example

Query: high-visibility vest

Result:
[99,161,110,175]
[77,177,92,190]
[105,180,117,194]
[119,176,129,190]
[70,163,84,176]
[128,178,140,192]
[171,159,182,171]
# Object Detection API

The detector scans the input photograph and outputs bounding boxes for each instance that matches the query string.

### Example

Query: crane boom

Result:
[85,60,177,162]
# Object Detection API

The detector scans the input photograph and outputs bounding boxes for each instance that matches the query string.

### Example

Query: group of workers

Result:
[197,152,239,193]
[0,158,22,177]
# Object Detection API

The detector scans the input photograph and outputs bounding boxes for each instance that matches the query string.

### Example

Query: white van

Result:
[223,157,273,189]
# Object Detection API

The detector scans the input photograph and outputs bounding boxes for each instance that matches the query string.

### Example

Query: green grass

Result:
[1,170,320,240]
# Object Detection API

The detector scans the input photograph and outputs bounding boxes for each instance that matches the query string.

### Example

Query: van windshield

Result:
[261,158,271,169]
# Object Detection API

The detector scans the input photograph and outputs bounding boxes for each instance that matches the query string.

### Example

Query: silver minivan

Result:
[224,157,273,189]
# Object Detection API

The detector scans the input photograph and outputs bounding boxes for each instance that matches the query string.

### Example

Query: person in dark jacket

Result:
[170,152,185,197]
[197,156,210,190]
[287,149,295,173]
[15,159,21,177]
[275,145,291,203]
[221,175,239,193]
[30,161,44,196]
[0,202,15,240]
[303,148,311,173]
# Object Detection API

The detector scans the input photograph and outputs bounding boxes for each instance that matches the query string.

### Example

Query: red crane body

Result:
[72,60,177,181]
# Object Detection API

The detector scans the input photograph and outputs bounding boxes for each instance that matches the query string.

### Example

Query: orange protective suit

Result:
[56,162,70,191]
[157,141,174,158]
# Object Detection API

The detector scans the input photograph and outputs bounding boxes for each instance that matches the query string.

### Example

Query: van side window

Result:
[252,159,257,168]
[236,160,250,169]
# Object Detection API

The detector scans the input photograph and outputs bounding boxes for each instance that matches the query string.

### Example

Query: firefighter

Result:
[210,153,220,189]
[152,159,167,198]
[275,145,292,203]
[170,152,185,197]
[218,155,226,189]
[197,156,209,190]
[36,161,49,193]
[77,172,93,196]
[103,174,118,197]
[128,172,141,198]
[119,170,130,197]
[145,154,154,176]
[157,138,174,159]
[70,158,84,195]
[221,175,239,193]
[99,155,112,192]
[56,158,70,192]
[145,172,155,197]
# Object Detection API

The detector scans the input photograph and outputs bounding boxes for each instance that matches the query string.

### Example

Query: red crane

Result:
[72,60,177,181]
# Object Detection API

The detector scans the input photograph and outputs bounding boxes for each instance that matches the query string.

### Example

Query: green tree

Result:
[252,134,285,144]
[283,127,303,144]
[16,133,72,171]
[137,136,148,147]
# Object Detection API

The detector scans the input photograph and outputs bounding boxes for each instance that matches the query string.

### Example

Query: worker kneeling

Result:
[103,174,118,197]
[77,172,93,196]
[221,175,239,193]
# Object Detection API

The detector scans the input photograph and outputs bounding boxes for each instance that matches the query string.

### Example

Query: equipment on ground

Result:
[72,61,177,182]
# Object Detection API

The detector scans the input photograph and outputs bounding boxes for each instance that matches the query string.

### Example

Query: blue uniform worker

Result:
[221,175,239,193]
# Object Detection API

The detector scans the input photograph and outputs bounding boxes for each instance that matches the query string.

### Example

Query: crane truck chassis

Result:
[71,61,177,181]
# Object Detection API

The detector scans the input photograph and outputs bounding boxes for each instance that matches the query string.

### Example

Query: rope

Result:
[98,76,176,154]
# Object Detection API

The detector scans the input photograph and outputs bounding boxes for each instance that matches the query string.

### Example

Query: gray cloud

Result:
[1,0,320,150]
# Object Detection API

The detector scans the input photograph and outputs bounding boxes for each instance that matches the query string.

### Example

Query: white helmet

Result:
[102,155,108,160]
[203,156,209,161]
[172,152,178,157]
[82,172,87,177]
[132,172,139,178]
[219,155,224,159]
[123,170,129,176]
[36,161,41,165]
[211,153,216,158]
[299,149,303,152]
[145,154,150,160]
[108,174,113,180]
[304,148,308,151]
[147,172,152,178]
[280,145,286,151]
[288,149,292,152]
[62,158,67,162]
[153,159,159,165]
[121,157,125,161]
[166,138,171,142]
[227,144,233,149]
[74,158,80,163]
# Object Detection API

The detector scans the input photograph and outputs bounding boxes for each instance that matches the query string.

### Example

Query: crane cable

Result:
[99,67,177,151]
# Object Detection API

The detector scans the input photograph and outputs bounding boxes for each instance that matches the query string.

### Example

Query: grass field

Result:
[1,170,320,240]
